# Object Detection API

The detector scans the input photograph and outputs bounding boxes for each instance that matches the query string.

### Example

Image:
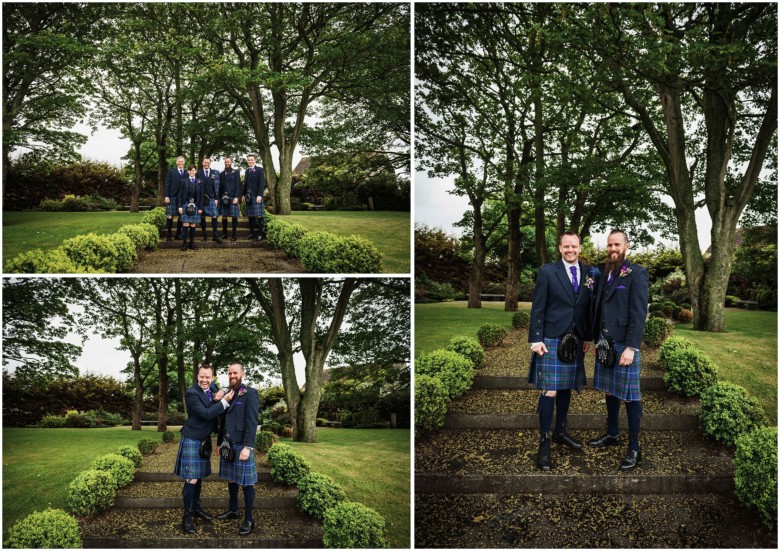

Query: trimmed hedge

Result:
[162,430,176,443]
[512,311,530,329]
[415,350,474,400]
[116,445,143,468]
[67,469,116,516]
[117,223,159,251]
[677,308,693,323]
[39,414,67,428]
[445,336,485,369]
[138,437,160,455]
[734,426,777,528]
[5,246,90,274]
[476,323,508,348]
[266,216,309,258]
[663,348,718,397]
[414,375,448,435]
[91,454,135,488]
[141,207,167,229]
[700,382,765,447]
[297,473,347,519]
[298,230,382,273]
[322,501,387,548]
[61,233,137,273]
[642,316,673,347]
[267,443,311,485]
[4,508,82,548]
[255,431,277,453]
[658,336,696,368]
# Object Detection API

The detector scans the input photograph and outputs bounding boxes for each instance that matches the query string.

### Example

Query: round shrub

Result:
[39,414,66,428]
[648,302,664,313]
[298,231,382,273]
[734,426,777,528]
[700,382,765,447]
[117,223,159,251]
[316,417,328,427]
[642,316,672,347]
[415,349,474,400]
[61,233,135,273]
[162,429,176,443]
[677,308,693,323]
[116,445,143,468]
[415,375,448,435]
[5,247,87,274]
[476,323,508,348]
[255,431,277,453]
[4,508,82,548]
[724,295,740,307]
[512,311,530,329]
[140,207,167,229]
[297,473,347,519]
[39,197,64,211]
[67,469,116,517]
[266,216,308,257]
[680,302,691,310]
[663,348,718,397]
[65,411,94,428]
[658,336,695,368]
[323,501,387,548]
[281,426,294,438]
[110,233,137,272]
[267,443,311,485]
[671,305,682,319]
[445,336,485,369]
[91,453,135,488]
[649,310,666,319]
[137,437,160,455]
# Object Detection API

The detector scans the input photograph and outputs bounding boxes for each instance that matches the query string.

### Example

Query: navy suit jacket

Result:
[592,260,649,349]
[529,260,597,342]
[242,166,266,201]
[181,383,227,440]
[220,168,242,201]
[196,168,220,201]
[222,385,259,447]
[165,167,187,199]
[178,177,206,210]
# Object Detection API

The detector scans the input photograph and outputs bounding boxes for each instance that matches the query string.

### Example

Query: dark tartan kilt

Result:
[180,212,201,224]
[203,200,219,218]
[219,445,257,486]
[166,201,179,217]
[527,337,586,391]
[245,199,264,217]
[220,202,240,217]
[174,436,212,480]
[593,343,641,401]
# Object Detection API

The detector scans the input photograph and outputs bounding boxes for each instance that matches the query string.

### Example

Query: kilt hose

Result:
[245,199,264,217]
[166,201,179,217]
[593,343,641,401]
[220,202,240,218]
[220,445,257,486]
[174,437,212,480]
[180,212,201,224]
[527,336,586,391]
[202,200,219,218]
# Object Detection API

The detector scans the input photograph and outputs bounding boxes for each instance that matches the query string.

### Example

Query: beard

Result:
[228,376,243,390]
[604,252,626,275]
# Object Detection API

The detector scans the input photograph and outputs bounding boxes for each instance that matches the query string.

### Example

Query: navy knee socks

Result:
[625,400,642,451]
[182,482,196,512]
[242,485,255,521]
[606,394,621,437]
[554,390,571,434]
[228,482,239,512]
[538,394,555,435]
[166,218,173,237]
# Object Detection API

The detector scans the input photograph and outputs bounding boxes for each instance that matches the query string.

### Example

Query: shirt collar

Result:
[562,259,579,272]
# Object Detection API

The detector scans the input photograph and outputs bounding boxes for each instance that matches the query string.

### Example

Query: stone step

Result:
[113,496,297,509]
[156,239,271,249]
[445,412,698,431]
[80,507,322,549]
[115,480,297,509]
[135,471,273,483]
[414,492,777,548]
[473,374,666,391]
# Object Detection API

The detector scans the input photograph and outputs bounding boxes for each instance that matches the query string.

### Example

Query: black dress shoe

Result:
[189,242,199,250]
[180,241,188,251]
[221,232,229,239]
[217,510,241,521]
[202,234,208,242]
[536,435,552,471]
[245,233,256,240]
[214,234,223,244]
[620,448,642,471]
[175,234,183,241]
[239,520,254,535]
[588,433,621,448]
[231,232,237,241]
[553,430,583,449]
[193,509,213,522]
[182,513,196,534]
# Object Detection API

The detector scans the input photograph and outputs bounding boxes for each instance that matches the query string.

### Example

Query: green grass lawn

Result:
[415,302,777,423]
[284,428,410,548]
[2,426,163,540]
[284,211,410,273]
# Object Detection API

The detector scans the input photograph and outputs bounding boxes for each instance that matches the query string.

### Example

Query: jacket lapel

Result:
[605,261,631,303]
[555,261,576,304]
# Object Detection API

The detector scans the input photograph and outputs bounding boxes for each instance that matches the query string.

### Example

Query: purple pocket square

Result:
[234,401,243,405]
[616,285,627,290]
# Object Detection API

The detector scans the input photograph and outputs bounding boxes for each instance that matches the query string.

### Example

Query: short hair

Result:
[198,364,214,375]
[224,156,232,161]
[187,164,197,171]
[247,154,256,160]
[202,157,211,162]
[227,361,244,373]
[609,229,629,244]
[176,156,185,162]
[558,232,581,245]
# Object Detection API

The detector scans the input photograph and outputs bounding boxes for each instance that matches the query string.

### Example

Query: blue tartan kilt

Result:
[180,212,201,224]
[245,199,264,217]
[203,200,219,218]
[593,343,641,401]
[220,202,240,217]
[166,201,179,217]
[527,337,586,391]
[219,445,257,486]
[174,437,212,480]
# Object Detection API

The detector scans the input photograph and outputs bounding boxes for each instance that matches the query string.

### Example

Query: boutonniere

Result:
[619,265,632,278]
[585,275,595,291]
[238,385,247,397]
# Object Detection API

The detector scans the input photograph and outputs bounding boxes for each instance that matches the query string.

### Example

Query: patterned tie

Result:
[570,265,579,294]
[179,169,183,176]
[205,170,209,178]
[190,178,194,184]
[206,389,212,401]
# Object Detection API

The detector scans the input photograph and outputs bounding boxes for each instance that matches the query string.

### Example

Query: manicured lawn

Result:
[2,426,164,540]
[284,428,410,548]
[284,211,410,273]
[3,211,146,266]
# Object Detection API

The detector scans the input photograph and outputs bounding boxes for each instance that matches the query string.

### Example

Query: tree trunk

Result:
[156,147,168,206]
[157,353,169,431]
[274,150,293,215]
[175,279,186,414]
[533,93,548,265]
[468,202,487,309]
[132,353,143,430]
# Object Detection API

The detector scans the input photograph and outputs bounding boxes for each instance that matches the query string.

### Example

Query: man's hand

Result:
[241,196,245,203]
[239,447,250,461]
[233,198,238,204]
[214,389,226,401]
[531,342,548,357]
[178,208,183,214]
[223,389,235,402]
[164,197,170,204]
[619,348,635,366]
[198,209,202,214]
[583,341,592,353]
[256,196,262,204]
[214,200,218,206]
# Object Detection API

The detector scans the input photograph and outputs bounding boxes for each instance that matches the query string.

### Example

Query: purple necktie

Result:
[570,266,579,294]
[179,170,183,176]
[206,390,212,401]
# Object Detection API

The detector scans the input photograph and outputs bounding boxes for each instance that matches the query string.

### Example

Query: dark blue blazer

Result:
[529,260,598,342]
[181,383,226,440]
[196,168,220,201]
[165,167,187,199]
[220,168,242,201]
[592,260,649,349]
[242,166,265,201]
[178,177,206,210]
[222,386,259,447]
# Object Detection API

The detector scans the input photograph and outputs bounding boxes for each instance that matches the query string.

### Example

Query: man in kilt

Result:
[528,232,597,470]
[242,154,266,241]
[164,156,186,241]
[197,157,222,243]
[588,229,649,471]
[216,362,259,535]
[174,364,235,534]
[177,165,205,252]
[219,156,242,241]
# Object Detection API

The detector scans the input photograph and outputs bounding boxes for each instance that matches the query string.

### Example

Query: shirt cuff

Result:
[530,342,543,349]
[220,398,229,408]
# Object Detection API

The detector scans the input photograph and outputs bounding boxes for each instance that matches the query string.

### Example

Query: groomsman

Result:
[197,157,222,243]
[242,154,266,241]
[220,157,242,242]
[177,165,204,251]
[164,156,186,241]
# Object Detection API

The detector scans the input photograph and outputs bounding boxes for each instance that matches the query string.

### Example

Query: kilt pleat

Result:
[180,213,201,224]
[174,437,212,479]
[245,200,264,217]
[593,343,641,401]
[527,337,586,391]
[219,445,257,486]
[166,202,179,216]
[220,203,240,217]
[203,201,219,217]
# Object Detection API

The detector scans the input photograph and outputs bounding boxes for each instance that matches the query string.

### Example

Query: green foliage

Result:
[39,415,67,428]
[445,336,485,369]
[61,233,124,273]
[512,311,530,329]
[117,223,159,250]
[40,198,65,211]
[137,437,159,455]
[62,195,90,212]
[677,308,693,323]
[414,375,448,435]
[663,348,718,397]
[414,273,461,303]
[267,443,311,485]
[90,453,135,488]
[415,350,473,400]
[658,336,696,368]
[725,295,741,307]
[734,426,777,529]
[476,322,508,348]
[298,230,383,273]
[83,408,125,427]
[110,233,137,272]
[323,501,388,549]
[161,430,176,443]
[116,445,143,468]
[4,246,87,274]
[67,469,116,517]
[255,431,277,453]
[140,207,167,230]
[4,508,82,548]
[316,417,328,427]
[297,472,347,519]
[266,215,309,257]
[642,316,673,347]
[64,411,93,428]
[700,382,766,447]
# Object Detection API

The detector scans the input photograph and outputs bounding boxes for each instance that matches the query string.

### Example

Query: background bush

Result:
[663,348,718,397]
[5,247,87,274]
[725,295,741,307]
[161,430,176,443]
[414,375,448,436]
[322,501,388,549]
[642,316,673,347]
[4,508,82,548]
[677,308,693,323]
[39,414,66,428]
[267,443,311,485]
[512,311,530,329]
[67,469,116,516]
[445,336,485,369]
[137,437,160,455]
[733,426,777,529]
[255,431,277,453]
[61,233,125,273]
[298,231,382,273]
[117,223,159,251]
[658,336,696,368]
[415,350,474,400]
[297,472,347,519]
[266,216,308,258]
[116,445,143,468]
[140,207,167,230]
[476,323,508,348]
[91,453,135,488]
[700,382,765,447]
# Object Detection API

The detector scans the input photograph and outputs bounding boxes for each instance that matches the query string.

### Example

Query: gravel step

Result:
[135,471,273,483]
[445,412,698,431]
[113,496,297,509]
[80,507,322,548]
[157,240,271,249]
[414,492,777,548]
[473,374,666,391]
[115,480,297,509]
